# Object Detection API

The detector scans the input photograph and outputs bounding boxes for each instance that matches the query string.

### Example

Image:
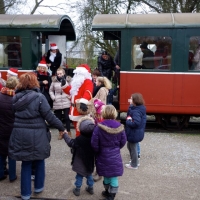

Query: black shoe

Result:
[4,169,9,175]
[102,190,110,197]
[86,186,94,195]
[73,187,80,196]
[10,176,17,182]
[0,175,7,181]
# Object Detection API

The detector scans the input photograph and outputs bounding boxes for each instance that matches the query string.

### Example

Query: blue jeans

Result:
[137,142,140,156]
[74,173,94,189]
[0,155,16,181]
[21,160,45,200]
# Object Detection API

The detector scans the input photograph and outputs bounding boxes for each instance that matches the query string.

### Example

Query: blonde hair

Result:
[102,105,118,120]
[56,67,65,75]
[97,76,112,89]
[6,76,18,89]
[36,66,48,72]
[131,93,145,106]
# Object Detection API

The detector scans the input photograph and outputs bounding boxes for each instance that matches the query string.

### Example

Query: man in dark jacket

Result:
[140,41,154,69]
[97,51,118,80]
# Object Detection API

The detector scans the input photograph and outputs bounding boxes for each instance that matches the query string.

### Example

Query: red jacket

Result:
[62,79,93,121]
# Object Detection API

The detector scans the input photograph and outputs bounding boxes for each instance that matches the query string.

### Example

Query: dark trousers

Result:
[54,108,70,132]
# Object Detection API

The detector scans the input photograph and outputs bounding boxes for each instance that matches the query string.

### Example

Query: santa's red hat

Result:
[50,43,58,50]
[7,68,18,76]
[76,64,91,73]
[38,60,47,68]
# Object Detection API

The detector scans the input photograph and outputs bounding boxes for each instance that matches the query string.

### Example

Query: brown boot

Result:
[68,132,72,138]
[58,132,63,140]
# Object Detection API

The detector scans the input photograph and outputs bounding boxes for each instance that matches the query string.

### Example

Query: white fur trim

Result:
[79,98,89,104]
[74,67,89,74]
[38,64,47,68]
[61,83,68,89]
[7,70,17,76]
[51,46,57,50]
[69,114,89,121]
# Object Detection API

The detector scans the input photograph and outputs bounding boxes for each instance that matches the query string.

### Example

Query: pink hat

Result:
[94,99,105,114]
[38,60,47,68]
[7,68,18,76]
[50,43,58,50]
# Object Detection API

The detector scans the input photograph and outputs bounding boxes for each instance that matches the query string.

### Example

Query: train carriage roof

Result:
[92,13,200,29]
[0,14,76,40]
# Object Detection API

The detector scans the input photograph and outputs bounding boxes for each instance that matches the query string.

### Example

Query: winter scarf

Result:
[1,87,15,96]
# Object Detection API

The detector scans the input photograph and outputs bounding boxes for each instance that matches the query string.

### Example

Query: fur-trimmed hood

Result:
[97,120,124,134]
[76,116,95,132]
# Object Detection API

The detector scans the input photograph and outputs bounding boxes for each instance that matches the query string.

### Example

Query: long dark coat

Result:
[9,88,65,161]
[0,92,15,156]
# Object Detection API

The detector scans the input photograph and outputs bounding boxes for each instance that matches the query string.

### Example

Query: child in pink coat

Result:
[93,99,105,124]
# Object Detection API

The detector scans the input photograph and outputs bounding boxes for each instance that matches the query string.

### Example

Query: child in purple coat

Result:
[91,105,127,200]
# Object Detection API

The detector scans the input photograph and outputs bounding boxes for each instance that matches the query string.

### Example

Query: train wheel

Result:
[155,115,190,130]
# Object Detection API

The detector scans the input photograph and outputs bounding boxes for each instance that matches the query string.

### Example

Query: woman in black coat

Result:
[0,77,18,182]
[45,43,62,76]
[9,72,65,200]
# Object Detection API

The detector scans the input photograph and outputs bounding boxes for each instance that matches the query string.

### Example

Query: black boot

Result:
[103,193,116,200]
[102,181,110,197]
[110,193,116,200]
[102,189,109,197]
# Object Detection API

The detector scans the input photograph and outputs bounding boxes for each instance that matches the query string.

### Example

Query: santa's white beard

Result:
[70,67,92,96]
[70,74,86,96]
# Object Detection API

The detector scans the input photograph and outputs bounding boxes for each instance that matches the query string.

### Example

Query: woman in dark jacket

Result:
[35,59,52,108]
[9,72,65,200]
[45,43,62,76]
[97,51,116,80]
[0,77,18,182]
[125,93,146,170]
[91,105,127,200]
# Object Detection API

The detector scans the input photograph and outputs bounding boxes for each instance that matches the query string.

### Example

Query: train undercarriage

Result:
[155,114,191,130]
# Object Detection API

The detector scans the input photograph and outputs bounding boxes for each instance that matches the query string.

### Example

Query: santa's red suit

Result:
[62,64,93,136]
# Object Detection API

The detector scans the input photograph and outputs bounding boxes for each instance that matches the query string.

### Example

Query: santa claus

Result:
[61,64,93,137]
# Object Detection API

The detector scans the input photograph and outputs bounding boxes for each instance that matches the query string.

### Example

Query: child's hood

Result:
[97,119,124,134]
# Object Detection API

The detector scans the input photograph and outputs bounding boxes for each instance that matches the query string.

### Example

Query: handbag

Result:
[75,90,93,115]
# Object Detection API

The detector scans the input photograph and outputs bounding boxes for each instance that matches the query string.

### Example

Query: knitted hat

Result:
[7,68,18,76]
[94,99,105,114]
[38,60,47,68]
[78,117,95,137]
[50,43,58,50]
[76,64,91,73]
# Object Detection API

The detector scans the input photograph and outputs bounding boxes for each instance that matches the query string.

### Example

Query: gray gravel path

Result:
[1,129,200,200]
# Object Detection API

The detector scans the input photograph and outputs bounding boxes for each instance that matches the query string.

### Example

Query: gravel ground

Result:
[1,128,200,200]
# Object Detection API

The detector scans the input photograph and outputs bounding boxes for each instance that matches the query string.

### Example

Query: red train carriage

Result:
[92,13,200,129]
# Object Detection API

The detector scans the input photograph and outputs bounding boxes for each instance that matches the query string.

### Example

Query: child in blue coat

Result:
[125,93,146,169]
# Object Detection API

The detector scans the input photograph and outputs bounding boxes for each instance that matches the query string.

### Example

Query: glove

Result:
[80,103,88,112]
[61,77,66,86]
[126,116,132,121]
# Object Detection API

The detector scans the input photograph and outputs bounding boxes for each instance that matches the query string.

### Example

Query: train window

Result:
[132,36,172,70]
[0,36,22,68]
[189,36,200,71]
